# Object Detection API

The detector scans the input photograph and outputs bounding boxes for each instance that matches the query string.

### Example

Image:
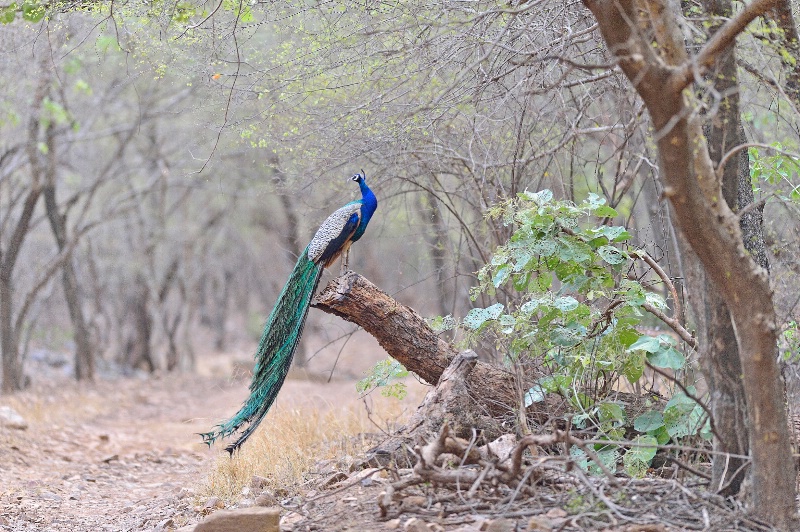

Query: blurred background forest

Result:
[0,1,798,396]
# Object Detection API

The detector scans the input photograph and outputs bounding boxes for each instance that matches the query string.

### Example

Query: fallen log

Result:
[312,272,519,420]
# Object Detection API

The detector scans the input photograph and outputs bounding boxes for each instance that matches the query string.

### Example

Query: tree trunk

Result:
[158,257,182,371]
[0,186,41,392]
[0,271,22,393]
[693,0,755,495]
[125,274,155,373]
[584,1,796,526]
[43,179,94,382]
[769,1,800,108]
[416,191,455,318]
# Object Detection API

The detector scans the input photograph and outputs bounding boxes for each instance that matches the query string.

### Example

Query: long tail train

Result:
[201,171,377,453]
[199,246,323,454]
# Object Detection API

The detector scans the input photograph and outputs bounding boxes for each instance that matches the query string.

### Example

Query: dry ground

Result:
[0,337,425,532]
[0,343,783,532]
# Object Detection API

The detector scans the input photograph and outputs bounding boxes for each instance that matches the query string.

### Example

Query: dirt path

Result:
[0,371,362,532]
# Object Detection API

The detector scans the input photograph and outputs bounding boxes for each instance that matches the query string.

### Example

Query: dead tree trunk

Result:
[311,273,576,465]
[312,271,517,421]
[313,273,514,464]
[367,350,489,467]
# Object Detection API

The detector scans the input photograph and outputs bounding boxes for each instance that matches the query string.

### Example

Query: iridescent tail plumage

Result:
[199,246,323,454]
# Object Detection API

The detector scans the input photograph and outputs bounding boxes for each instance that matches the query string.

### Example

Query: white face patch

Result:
[307,202,362,263]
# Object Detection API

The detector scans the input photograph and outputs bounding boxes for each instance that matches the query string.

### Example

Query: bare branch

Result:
[670,0,780,93]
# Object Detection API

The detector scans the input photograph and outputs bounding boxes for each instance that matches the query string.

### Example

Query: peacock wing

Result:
[307,202,362,265]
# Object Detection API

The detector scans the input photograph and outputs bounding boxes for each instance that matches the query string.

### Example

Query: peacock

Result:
[201,171,378,453]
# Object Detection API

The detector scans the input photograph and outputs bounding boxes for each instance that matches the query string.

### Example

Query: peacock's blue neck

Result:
[352,178,378,242]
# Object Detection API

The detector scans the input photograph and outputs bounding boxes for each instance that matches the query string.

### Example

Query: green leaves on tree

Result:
[1,3,17,24]
[463,303,504,331]
[749,144,800,202]
[21,0,43,22]
[1,1,46,24]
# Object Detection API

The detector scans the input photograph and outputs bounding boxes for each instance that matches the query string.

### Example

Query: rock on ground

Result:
[0,406,28,430]
[193,506,280,532]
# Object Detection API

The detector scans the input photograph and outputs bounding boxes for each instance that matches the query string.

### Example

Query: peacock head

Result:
[351,170,366,183]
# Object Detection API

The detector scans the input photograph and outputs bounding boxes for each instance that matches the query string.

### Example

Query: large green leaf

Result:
[598,402,626,424]
[21,0,44,21]
[645,292,668,310]
[664,393,703,439]
[593,205,619,217]
[524,384,546,406]
[550,322,587,346]
[557,238,592,263]
[493,263,511,287]
[633,411,664,432]
[588,447,619,476]
[623,435,658,478]
[531,239,557,256]
[553,296,579,312]
[597,245,625,265]
[621,350,645,383]
[590,225,630,242]
[536,273,552,290]
[627,335,661,353]
[462,303,504,330]
[646,346,685,370]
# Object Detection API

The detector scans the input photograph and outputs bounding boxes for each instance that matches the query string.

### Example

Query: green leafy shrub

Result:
[439,190,705,476]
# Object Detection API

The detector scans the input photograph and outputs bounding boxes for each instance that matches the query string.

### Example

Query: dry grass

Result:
[202,386,422,501]
[2,381,118,425]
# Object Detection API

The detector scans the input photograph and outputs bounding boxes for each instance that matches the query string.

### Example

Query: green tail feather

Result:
[200,246,323,454]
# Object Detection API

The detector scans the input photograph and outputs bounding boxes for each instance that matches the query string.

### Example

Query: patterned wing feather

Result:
[307,202,362,264]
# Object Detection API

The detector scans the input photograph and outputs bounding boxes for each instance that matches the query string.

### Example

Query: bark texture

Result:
[769,0,800,108]
[124,274,155,373]
[696,0,756,496]
[0,185,40,392]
